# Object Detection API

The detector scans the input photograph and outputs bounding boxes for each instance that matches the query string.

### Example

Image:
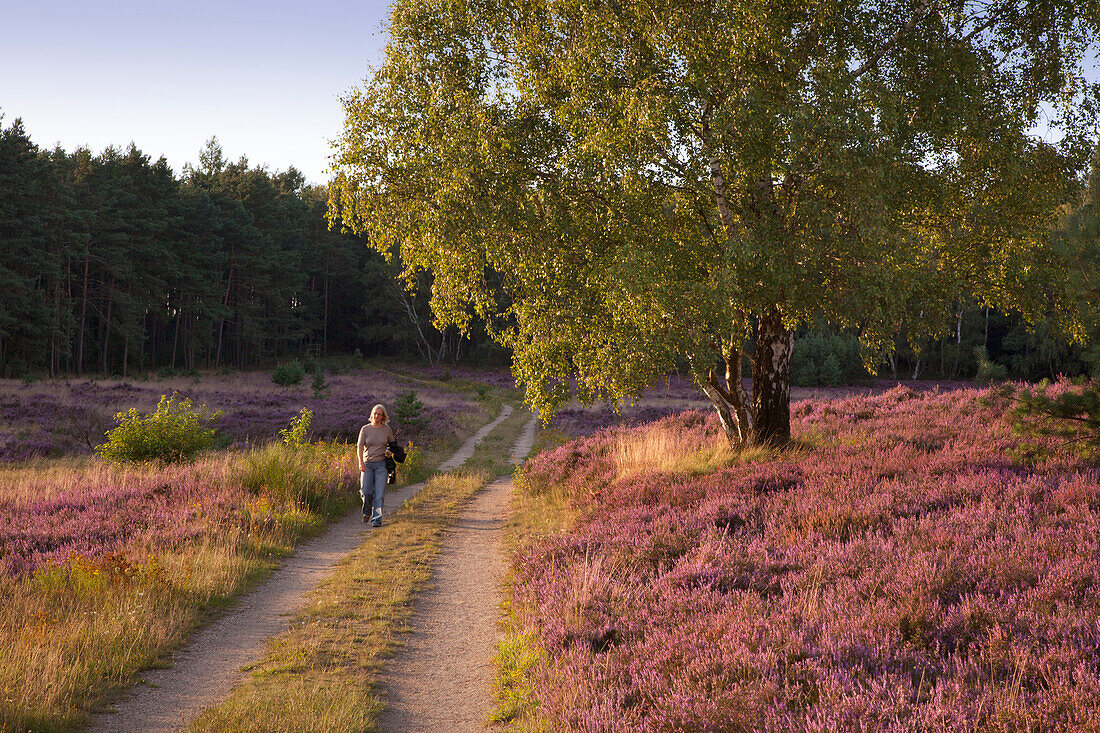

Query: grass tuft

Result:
[612,425,779,477]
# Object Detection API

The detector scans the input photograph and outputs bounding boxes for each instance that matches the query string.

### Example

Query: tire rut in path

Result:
[378,414,538,732]
[87,405,515,733]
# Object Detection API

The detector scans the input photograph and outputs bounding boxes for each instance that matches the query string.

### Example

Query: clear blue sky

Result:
[2,3,1096,186]
[1,0,392,185]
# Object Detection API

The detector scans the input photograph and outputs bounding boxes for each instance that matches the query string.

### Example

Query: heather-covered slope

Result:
[512,386,1100,731]
[0,365,502,461]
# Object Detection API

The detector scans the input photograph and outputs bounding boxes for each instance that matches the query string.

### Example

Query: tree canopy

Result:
[332,0,1099,443]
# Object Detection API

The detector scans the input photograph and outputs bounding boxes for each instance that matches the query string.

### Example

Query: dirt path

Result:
[378,414,538,732]
[87,405,515,733]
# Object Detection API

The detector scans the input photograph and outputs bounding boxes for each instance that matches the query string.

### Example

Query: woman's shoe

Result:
[370,507,383,527]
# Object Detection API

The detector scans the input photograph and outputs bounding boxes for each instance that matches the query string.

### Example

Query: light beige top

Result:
[357,424,395,463]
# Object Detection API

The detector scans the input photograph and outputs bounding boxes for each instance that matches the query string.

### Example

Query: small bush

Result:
[792,331,865,387]
[272,360,306,386]
[396,441,424,483]
[819,352,843,386]
[395,390,427,432]
[974,346,1008,383]
[311,369,330,399]
[280,408,314,448]
[96,394,220,463]
[236,441,351,512]
[1009,381,1100,457]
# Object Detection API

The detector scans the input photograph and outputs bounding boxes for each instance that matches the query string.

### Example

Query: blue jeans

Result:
[361,461,388,516]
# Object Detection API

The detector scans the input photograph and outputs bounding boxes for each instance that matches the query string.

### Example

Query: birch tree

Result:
[331,0,1099,444]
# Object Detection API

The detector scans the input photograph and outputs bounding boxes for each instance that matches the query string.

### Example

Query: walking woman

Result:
[358,403,394,527]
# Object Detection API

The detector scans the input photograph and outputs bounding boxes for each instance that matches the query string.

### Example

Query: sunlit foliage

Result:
[332,0,1099,445]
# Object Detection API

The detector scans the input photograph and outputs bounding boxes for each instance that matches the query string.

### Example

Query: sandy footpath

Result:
[378,414,538,732]
[87,405,515,733]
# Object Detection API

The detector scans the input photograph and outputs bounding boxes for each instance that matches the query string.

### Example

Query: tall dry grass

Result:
[612,422,775,478]
[0,456,107,505]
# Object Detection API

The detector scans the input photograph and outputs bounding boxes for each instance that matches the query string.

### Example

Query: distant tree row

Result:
[0,116,502,379]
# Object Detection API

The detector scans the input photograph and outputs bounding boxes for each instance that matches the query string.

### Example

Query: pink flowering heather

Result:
[0,366,504,460]
[544,378,973,438]
[514,386,1100,731]
[0,462,245,576]
[0,457,361,577]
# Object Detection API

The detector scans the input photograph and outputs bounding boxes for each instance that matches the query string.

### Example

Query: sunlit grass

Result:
[612,423,781,478]
[0,532,302,732]
[0,455,161,505]
[489,621,547,730]
[490,425,579,731]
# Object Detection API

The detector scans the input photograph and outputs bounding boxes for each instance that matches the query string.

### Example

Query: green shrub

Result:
[279,408,314,448]
[792,331,865,387]
[790,351,818,387]
[396,441,425,483]
[311,368,330,399]
[96,394,220,463]
[395,390,428,431]
[272,360,306,386]
[974,346,1008,383]
[1008,381,1100,458]
[820,352,843,386]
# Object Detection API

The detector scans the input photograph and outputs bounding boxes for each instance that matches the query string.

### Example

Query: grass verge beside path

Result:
[491,427,574,732]
[396,387,514,486]
[189,405,531,733]
[0,444,356,733]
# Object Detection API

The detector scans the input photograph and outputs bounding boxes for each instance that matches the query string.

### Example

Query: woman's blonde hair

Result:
[370,404,389,423]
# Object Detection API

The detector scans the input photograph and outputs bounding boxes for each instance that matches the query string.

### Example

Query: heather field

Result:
[546,377,973,438]
[509,386,1100,731]
[0,443,359,731]
[0,364,511,731]
[0,363,508,462]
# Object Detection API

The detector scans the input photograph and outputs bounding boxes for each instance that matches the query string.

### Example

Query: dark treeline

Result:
[0,114,1094,383]
[0,117,502,379]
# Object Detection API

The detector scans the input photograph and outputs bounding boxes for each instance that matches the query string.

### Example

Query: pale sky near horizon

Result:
[2,0,392,186]
[2,3,1097,187]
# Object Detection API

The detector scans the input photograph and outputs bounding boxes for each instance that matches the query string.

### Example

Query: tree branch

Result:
[850,0,933,81]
